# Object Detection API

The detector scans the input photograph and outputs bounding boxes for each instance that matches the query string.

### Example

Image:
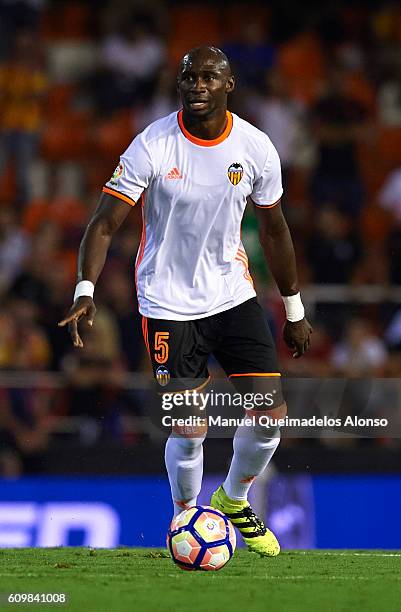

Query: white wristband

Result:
[282,292,305,322]
[73,280,94,302]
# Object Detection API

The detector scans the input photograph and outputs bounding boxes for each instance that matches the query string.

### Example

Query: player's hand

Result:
[283,318,313,359]
[58,296,96,348]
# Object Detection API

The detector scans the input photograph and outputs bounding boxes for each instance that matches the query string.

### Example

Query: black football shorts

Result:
[142,297,282,398]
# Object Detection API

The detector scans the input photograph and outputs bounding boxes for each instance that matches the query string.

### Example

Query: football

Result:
[167,505,236,571]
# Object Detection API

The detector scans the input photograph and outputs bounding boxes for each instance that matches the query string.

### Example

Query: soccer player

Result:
[59,46,312,557]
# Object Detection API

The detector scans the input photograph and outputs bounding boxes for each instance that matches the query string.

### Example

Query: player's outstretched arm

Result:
[58,193,133,347]
[253,199,312,358]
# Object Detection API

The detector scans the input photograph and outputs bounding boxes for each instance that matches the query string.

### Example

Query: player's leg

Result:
[144,317,210,517]
[165,426,206,516]
[221,375,285,503]
[211,297,285,556]
[211,386,284,557]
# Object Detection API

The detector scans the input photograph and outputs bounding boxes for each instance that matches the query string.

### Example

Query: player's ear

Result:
[226,76,235,94]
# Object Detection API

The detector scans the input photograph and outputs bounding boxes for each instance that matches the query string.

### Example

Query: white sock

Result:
[223,424,280,501]
[165,434,205,517]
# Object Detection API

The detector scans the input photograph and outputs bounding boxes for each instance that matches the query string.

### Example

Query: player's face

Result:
[177,55,234,118]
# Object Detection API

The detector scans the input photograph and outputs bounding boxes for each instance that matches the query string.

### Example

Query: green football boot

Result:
[210,485,280,557]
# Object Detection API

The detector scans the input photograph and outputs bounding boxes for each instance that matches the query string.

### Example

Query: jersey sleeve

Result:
[250,140,283,208]
[103,131,153,206]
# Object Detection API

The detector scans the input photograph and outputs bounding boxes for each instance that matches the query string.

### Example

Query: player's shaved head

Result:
[177,45,235,123]
[179,46,232,76]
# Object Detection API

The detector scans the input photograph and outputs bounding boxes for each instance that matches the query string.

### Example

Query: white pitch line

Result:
[227,576,401,581]
[0,573,400,581]
[294,552,401,557]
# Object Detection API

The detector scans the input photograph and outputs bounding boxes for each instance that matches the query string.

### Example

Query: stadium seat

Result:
[22,196,87,234]
[168,6,221,66]
[377,127,401,167]
[277,32,325,104]
[361,204,392,244]
[40,2,92,41]
[344,72,376,116]
[58,3,92,40]
[45,84,77,119]
[219,4,271,42]
[22,198,50,234]
[359,127,401,196]
[41,111,92,161]
[0,163,16,203]
[93,111,135,160]
[86,163,116,194]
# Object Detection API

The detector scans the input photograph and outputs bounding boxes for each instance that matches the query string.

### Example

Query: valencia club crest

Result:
[156,365,170,387]
[227,163,243,186]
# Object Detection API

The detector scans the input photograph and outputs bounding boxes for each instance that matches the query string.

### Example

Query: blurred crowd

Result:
[0,0,400,473]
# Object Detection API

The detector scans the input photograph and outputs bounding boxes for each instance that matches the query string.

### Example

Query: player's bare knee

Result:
[250,402,287,440]
[171,424,208,443]
[247,401,287,422]
[265,401,287,421]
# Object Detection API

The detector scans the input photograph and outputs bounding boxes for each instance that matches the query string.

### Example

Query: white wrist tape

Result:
[282,292,305,322]
[73,280,94,302]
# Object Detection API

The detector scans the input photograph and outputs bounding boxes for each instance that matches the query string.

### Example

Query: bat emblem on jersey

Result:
[227,163,243,186]
[156,365,170,387]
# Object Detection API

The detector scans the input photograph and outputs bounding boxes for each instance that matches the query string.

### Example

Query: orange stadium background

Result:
[0,0,400,550]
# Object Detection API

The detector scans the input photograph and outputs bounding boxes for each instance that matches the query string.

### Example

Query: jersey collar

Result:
[177,110,233,147]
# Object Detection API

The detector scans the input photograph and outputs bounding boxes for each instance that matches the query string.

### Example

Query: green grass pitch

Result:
[0,548,400,611]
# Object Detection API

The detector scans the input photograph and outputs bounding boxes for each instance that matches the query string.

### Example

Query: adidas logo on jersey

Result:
[166,167,182,179]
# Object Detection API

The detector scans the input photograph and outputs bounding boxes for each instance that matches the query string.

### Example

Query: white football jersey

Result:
[103,110,283,320]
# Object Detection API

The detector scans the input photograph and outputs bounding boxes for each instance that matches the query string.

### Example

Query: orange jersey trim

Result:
[235,247,254,286]
[141,316,150,355]
[177,110,233,147]
[102,186,136,207]
[253,198,281,209]
[135,192,147,293]
[237,247,248,259]
[235,253,247,263]
[229,373,281,378]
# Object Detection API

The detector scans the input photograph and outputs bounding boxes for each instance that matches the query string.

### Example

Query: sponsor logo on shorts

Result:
[156,365,170,387]
[227,162,243,186]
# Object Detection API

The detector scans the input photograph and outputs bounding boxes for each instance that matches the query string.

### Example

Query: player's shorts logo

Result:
[227,163,243,186]
[110,161,124,185]
[156,365,170,387]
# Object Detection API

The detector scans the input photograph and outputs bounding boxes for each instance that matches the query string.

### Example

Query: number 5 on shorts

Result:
[154,331,170,364]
